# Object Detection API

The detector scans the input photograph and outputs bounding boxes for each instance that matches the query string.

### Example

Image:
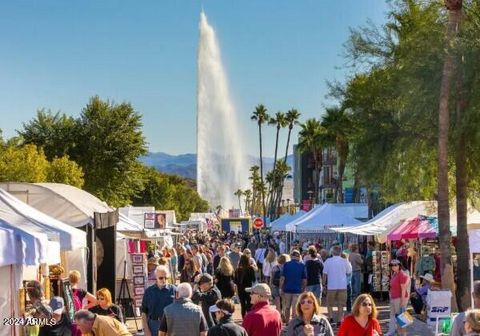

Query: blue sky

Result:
[0,1,390,157]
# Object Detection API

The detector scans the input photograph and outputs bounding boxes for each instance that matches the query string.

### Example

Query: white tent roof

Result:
[271,211,306,232]
[331,201,438,237]
[0,182,113,227]
[285,204,328,232]
[0,183,137,233]
[0,217,54,266]
[0,225,19,267]
[0,188,86,250]
[294,204,362,233]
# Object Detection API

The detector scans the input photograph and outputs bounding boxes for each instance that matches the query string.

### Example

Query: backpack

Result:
[271,265,281,287]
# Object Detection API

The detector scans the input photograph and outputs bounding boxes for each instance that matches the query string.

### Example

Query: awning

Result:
[0,189,86,251]
[387,215,437,241]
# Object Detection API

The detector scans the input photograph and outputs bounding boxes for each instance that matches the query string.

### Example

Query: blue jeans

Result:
[305,284,322,303]
[351,271,362,299]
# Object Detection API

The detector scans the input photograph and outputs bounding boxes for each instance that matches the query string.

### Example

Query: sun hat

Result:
[245,283,271,297]
[389,259,401,266]
[420,273,434,282]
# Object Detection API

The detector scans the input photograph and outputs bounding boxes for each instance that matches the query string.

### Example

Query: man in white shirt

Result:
[322,245,352,325]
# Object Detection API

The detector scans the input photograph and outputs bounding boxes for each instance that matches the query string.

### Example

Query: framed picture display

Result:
[132,265,144,275]
[131,254,144,265]
[134,287,145,296]
[134,298,143,308]
[133,276,145,286]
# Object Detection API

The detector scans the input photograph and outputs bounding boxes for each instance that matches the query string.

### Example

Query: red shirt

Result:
[242,301,282,336]
[390,270,409,299]
[337,315,382,336]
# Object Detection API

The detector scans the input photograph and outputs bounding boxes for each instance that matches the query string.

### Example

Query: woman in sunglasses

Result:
[337,294,382,335]
[89,288,124,323]
[286,291,334,336]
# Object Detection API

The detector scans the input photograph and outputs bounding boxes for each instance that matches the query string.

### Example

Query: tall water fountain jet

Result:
[197,12,249,209]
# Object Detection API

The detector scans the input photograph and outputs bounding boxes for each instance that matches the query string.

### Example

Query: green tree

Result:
[234,189,244,213]
[284,109,301,164]
[0,144,49,182]
[298,119,327,204]
[267,112,288,218]
[251,104,270,218]
[74,96,148,207]
[46,156,84,188]
[243,189,252,215]
[133,166,208,221]
[321,107,352,203]
[18,109,78,160]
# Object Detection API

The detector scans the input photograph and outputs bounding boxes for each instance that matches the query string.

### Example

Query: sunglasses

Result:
[157,277,166,280]
[301,299,314,305]
[361,302,372,307]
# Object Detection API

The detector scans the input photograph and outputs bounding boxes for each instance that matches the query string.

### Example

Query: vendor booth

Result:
[0,188,88,336]
[0,182,119,294]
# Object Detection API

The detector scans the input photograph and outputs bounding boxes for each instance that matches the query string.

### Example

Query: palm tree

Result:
[437,0,463,310]
[268,112,287,218]
[284,109,301,164]
[243,189,252,215]
[234,189,244,213]
[251,104,269,218]
[321,107,352,203]
[298,119,327,204]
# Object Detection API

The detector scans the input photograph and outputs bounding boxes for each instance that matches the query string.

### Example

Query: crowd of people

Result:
[24,228,480,336]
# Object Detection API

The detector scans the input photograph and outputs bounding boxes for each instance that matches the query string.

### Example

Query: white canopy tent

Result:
[270,211,306,232]
[331,201,438,243]
[285,204,328,232]
[294,204,362,233]
[0,219,55,336]
[0,182,114,227]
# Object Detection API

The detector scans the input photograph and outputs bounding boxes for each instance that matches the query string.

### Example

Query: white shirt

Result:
[279,241,286,254]
[323,256,352,290]
[263,260,277,277]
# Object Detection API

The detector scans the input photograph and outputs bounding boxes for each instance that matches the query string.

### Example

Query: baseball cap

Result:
[209,304,231,315]
[198,274,213,285]
[389,259,401,266]
[49,296,65,315]
[245,283,271,297]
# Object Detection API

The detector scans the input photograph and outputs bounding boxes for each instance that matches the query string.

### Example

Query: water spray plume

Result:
[197,12,249,209]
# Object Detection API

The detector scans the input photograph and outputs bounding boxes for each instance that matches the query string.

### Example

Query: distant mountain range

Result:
[140,152,294,180]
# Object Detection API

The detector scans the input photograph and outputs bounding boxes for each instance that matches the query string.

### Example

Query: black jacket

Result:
[192,285,222,328]
[208,315,248,336]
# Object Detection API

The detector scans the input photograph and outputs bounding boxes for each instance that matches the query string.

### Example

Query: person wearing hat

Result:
[410,273,434,314]
[208,299,248,336]
[242,283,282,336]
[386,259,410,336]
[39,296,72,336]
[192,273,222,328]
[147,257,160,284]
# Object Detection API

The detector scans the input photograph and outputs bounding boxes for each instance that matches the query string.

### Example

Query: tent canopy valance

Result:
[387,215,437,241]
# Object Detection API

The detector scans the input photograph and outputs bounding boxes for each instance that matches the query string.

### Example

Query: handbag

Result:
[396,309,414,328]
